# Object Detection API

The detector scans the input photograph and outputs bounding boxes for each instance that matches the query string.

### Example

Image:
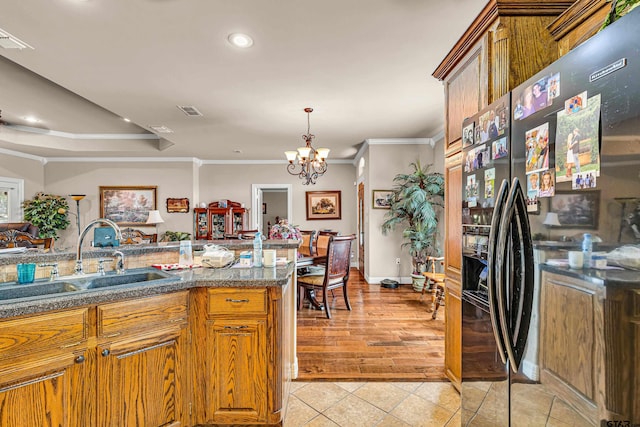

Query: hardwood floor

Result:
[296,269,446,381]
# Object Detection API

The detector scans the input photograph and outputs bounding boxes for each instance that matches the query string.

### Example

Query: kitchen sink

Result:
[0,267,181,302]
[84,270,174,289]
[0,281,81,301]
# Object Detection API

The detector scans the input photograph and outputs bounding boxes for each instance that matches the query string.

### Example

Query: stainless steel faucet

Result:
[39,262,59,281]
[113,250,125,274]
[75,218,122,275]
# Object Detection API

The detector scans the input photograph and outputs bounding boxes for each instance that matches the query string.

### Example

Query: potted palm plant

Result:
[381,161,445,291]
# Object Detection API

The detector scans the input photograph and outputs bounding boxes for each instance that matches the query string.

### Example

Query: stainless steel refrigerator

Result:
[461,7,640,426]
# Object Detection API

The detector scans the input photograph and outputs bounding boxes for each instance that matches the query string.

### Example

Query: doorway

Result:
[251,184,293,234]
[0,177,24,222]
[358,181,365,272]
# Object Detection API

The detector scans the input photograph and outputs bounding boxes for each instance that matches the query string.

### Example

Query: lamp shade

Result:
[543,212,561,226]
[146,210,165,225]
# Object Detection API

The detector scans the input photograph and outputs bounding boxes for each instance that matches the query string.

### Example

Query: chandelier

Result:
[284,108,329,185]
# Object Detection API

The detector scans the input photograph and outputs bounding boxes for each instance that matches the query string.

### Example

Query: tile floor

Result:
[284,381,461,427]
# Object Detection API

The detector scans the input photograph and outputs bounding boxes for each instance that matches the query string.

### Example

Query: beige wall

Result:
[0,154,45,200]
[365,142,442,283]
[44,161,196,249]
[198,163,357,237]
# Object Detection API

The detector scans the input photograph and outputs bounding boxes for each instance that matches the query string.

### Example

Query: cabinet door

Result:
[0,350,89,427]
[97,330,186,427]
[206,319,267,424]
[444,152,463,278]
[209,210,226,239]
[230,209,245,234]
[194,208,209,240]
[444,278,462,389]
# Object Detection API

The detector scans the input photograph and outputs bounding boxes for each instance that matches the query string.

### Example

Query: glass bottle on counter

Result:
[253,232,263,267]
[582,233,592,269]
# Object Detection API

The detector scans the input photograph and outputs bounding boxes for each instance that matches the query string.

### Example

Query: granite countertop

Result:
[0,239,301,266]
[0,263,296,319]
[540,263,640,288]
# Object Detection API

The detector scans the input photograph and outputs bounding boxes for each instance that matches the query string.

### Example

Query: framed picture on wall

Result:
[372,190,393,209]
[305,191,341,220]
[166,198,189,213]
[99,186,157,225]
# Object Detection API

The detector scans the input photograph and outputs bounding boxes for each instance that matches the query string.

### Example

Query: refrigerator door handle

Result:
[487,178,510,365]
[496,177,535,373]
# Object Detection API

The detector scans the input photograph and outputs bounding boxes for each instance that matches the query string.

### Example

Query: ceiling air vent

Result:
[177,105,203,117]
[0,28,34,50]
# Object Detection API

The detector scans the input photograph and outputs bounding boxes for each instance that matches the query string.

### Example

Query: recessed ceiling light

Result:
[233,149,243,154]
[24,116,40,123]
[123,117,131,122]
[227,33,253,48]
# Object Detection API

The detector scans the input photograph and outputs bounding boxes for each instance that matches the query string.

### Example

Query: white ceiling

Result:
[0,0,486,161]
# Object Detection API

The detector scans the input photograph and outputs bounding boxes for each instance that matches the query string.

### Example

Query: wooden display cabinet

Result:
[210,200,247,239]
[194,200,248,240]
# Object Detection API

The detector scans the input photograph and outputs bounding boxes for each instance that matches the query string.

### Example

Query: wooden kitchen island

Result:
[0,240,299,427]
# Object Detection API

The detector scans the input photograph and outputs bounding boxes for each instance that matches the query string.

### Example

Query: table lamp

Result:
[543,212,561,240]
[146,210,165,237]
[69,194,86,236]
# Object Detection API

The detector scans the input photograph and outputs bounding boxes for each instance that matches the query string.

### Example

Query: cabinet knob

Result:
[74,355,85,364]
[101,349,110,357]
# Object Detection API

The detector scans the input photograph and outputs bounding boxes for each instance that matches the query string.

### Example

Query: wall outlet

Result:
[395,258,401,265]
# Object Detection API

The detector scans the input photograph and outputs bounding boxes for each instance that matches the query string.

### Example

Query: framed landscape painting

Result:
[306,191,341,220]
[100,186,157,225]
[372,190,393,209]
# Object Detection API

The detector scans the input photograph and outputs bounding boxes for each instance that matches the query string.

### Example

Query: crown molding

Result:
[0,147,47,164]
[45,157,199,163]
[3,124,159,140]
[353,137,435,166]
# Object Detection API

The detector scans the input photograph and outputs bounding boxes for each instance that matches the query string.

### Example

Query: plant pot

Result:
[411,274,426,292]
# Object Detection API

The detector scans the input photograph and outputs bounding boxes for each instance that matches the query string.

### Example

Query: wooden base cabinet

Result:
[0,308,90,427]
[96,292,189,427]
[204,288,270,424]
[0,293,189,427]
[207,319,267,423]
[0,283,293,426]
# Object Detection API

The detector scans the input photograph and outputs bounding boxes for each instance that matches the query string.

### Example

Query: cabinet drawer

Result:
[208,288,267,316]
[0,308,88,355]
[98,291,188,338]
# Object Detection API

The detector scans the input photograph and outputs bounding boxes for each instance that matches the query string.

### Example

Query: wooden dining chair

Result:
[120,228,157,244]
[297,234,355,319]
[421,256,446,319]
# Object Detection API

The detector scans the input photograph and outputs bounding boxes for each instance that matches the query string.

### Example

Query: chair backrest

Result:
[0,229,52,249]
[120,228,157,244]
[298,230,317,255]
[315,230,339,256]
[426,256,445,274]
[237,229,259,240]
[325,234,355,284]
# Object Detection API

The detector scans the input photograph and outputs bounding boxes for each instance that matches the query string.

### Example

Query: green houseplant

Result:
[381,161,445,290]
[22,192,71,240]
[161,231,191,242]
